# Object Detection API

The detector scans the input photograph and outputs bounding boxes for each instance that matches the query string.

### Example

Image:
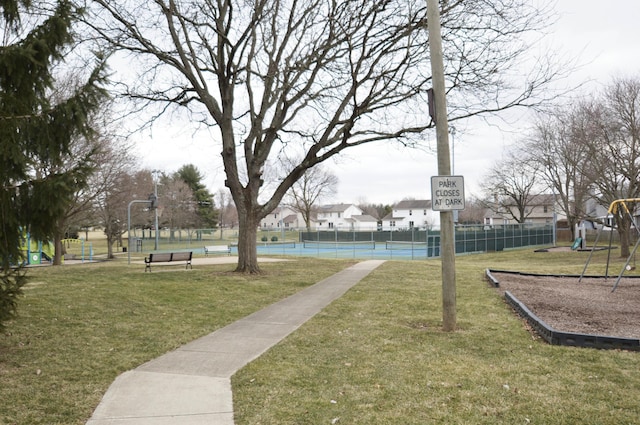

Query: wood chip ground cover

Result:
[491,272,640,340]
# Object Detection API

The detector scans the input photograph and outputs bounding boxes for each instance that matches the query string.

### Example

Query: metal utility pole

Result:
[426,0,456,331]
[128,199,152,264]
[152,170,160,250]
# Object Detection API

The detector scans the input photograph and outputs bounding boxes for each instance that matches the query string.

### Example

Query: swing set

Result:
[580,198,640,291]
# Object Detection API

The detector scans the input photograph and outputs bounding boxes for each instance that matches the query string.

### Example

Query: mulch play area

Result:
[489,271,640,341]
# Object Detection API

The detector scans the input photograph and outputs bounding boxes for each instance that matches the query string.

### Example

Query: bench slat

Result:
[171,252,192,261]
[149,253,172,262]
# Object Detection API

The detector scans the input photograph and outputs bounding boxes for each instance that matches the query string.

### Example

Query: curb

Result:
[486,269,640,351]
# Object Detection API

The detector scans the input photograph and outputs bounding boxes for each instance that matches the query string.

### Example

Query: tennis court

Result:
[249,225,554,261]
[249,239,440,260]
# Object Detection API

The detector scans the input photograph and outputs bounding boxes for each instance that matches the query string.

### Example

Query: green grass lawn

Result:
[233,249,640,424]
[1,248,639,424]
[0,258,354,424]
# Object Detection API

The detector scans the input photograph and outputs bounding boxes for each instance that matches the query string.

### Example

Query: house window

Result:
[338,212,341,218]
[409,209,413,215]
[543,206,548,213]
[328,222,334,229]
[409,221,414,228]
[390,220,396,227]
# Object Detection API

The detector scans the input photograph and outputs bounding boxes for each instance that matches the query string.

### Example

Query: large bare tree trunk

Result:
[235,205,260,274]
[106,235,115,259]
[53,236,64,266]
[618,213,632,258]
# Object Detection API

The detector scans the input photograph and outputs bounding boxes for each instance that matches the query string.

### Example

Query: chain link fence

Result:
[124,224,554,261]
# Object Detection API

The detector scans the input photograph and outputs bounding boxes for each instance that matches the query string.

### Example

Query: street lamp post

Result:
[450,126,459,224]
[450,126,456,174]
[152,170,160,250]
[128,198,153,264]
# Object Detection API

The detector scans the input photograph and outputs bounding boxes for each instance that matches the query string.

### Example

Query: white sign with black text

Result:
[431,176,465,211]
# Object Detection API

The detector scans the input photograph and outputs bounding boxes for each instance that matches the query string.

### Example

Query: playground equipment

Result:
[20,233,93,265]
[21,232,55,265]
[27,240,53,264]
[580,198,640,291]
[61,238,93,262]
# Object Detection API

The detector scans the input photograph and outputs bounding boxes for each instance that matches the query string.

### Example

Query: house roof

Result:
[318,203,357,213]
[526,193,555,205]
[500,193,556,207]
[350,214,378,222]
[267,206,292,215]
[282,214,299,224]
[394,200,431,209]
[382,212,407,221]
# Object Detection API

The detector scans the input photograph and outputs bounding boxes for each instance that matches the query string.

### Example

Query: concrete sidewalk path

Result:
[86,260,385,425]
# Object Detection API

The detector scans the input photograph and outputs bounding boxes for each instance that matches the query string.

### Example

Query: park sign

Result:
[431,176,465,211]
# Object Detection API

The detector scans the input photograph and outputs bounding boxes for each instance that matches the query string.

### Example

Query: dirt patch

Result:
[490,271,640,340]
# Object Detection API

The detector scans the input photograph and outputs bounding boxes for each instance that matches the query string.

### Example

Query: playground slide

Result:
[41,243,55,263]
[571,237,582,251]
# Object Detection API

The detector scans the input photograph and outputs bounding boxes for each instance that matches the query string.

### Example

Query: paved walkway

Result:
[86,260,385,425]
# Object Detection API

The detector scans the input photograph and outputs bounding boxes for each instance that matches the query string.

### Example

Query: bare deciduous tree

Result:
[216,188,238,232]
[98,169,155,257]
[87,0,565,272]
[283,161,338,231]
[481,150,541,223]
[581,78,640,257]
[160,176,199,231]
[524,104,597,239]
[457,196,485,225]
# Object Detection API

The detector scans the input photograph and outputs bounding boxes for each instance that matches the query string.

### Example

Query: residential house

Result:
[483,193,559,226]
[348,214,379,231]
[381,200,439,230]
[261,206,309,230]
[315,203,377,231]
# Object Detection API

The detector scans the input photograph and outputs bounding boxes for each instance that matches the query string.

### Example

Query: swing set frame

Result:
[580,198,640,292]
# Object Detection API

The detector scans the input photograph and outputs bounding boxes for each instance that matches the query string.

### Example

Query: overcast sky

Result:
[136,0,640,206]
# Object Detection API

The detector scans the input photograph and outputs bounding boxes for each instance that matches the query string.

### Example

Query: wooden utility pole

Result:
[426,0,456,331]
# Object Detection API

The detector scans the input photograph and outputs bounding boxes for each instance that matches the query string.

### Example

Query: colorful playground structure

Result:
[21,233,55,265]
[21,233,93,265]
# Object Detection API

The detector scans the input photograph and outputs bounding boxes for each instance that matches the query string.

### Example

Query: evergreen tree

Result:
[0,0,107,331]
[175,164,217,228]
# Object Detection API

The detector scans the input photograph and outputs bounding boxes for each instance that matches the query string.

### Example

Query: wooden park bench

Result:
[204,245,231,256]
[144,251,193,272]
